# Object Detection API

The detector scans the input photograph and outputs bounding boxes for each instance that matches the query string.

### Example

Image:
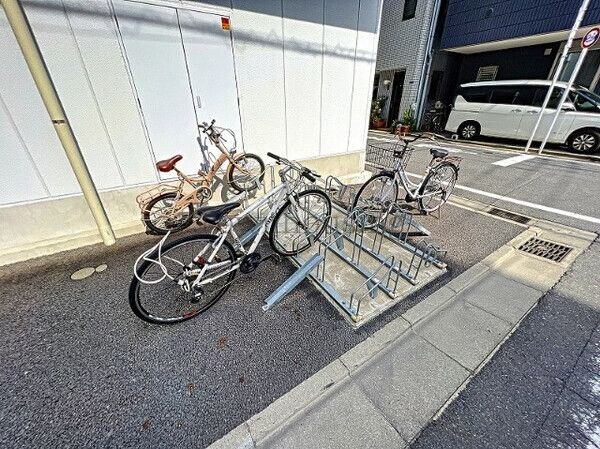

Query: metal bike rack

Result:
[240,167,448,328]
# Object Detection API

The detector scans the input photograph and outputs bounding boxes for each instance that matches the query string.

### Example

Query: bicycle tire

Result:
[142,192,194,235]
[269,189,331,256]
[351,172,398,229]
[129,234,237,324]
[418,162,458,213]
[226,153,265,192]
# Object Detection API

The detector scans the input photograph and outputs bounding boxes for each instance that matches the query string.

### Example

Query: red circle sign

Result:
[582,27,600,49]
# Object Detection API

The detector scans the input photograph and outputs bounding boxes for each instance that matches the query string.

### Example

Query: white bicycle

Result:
[130,153,331,324]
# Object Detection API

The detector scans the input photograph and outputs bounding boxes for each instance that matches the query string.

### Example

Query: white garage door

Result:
[113,1,242,177]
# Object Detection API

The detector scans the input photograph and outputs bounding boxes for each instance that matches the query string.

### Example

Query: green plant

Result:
[370,96,387,122]
[390,119,399,133]
[401,107,415,126]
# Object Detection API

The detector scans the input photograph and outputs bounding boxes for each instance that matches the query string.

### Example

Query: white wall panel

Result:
[0,96,49,204]
[348,0,380,152]
[230,0,286,158]
[320,0,359,156]
[179,9,243,152]
[25,0,124,189]
[113,1,201,176]
[0,7,80,198]
[63,0,156,185]
[281,0,323,160]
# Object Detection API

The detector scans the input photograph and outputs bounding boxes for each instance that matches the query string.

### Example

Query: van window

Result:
[544,87,564,109]
[490,87,518,104]
[458,86,492,103]
[571,88,600,112]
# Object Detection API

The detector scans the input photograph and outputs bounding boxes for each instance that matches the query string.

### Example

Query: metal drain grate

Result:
[518,238,572,263]
[488,207,531,224]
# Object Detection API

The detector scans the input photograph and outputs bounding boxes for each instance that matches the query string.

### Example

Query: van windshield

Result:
[571,88,600,113]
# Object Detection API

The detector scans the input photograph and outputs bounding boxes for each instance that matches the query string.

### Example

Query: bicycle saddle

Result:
[430,148,448,159]
[156,155,183,172]
[198,202,241,225]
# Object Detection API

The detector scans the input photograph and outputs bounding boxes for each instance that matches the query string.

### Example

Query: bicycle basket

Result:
[365,141,412,171]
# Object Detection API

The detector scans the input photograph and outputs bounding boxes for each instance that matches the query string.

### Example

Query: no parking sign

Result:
[581,27,600,49]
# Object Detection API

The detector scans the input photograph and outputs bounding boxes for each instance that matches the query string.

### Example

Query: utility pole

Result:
[524,0,591,153]
[1,0,115,246]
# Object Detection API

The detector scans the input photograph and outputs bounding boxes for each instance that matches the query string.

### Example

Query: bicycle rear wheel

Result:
[418,163,458,213]
[142,192,194,235]
[352,173,398,228]
[129,234,237,324]
[269,189,331,256]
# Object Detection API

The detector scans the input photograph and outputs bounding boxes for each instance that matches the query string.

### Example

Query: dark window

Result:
[572,89,600,112]
[490,87,518,105]
[428,71,444,101]
[372,73,380,101]
[513,87,537,106]
[458,86,492,103]
[535,87,564,108]
[403,0,417,20]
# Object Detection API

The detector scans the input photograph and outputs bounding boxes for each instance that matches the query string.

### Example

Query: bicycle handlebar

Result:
[267,152,321,183]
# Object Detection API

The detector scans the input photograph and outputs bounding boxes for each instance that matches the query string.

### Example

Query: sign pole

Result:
[537,27,599,154]
[524,0,591,153]
[537,49,587,154]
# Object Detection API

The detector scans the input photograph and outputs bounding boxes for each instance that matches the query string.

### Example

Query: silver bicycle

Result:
[353,134,459,227]
[130,152,331,324]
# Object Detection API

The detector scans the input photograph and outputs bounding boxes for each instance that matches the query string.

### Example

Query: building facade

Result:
[372,0,441,126]
[0,0,383,263]
[440,0,600,95]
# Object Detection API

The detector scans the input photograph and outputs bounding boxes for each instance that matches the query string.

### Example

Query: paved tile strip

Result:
[207,224,595,449]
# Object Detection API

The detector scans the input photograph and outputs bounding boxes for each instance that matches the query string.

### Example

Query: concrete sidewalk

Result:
[209,223,595,448]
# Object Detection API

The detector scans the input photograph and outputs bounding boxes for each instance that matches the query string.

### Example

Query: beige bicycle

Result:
[138,120,264,234]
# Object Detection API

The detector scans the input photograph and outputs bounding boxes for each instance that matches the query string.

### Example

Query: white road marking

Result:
[368,132,600,167]
[492,154,537,167]
[367,136,477,154]
[404,171,600,225]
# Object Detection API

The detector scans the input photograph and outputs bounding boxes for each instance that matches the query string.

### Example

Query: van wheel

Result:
[457,122,480,140]
[568,129,600,153]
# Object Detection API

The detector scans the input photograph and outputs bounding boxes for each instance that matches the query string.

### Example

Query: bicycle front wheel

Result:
[269,189,331,256]
[227,153,265,192]
[129,234,237,324]
[352,173,398,228]
[418,163,458,213]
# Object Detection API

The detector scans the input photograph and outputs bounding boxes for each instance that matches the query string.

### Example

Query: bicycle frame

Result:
[152,130,255,213]
[183,173,298,290]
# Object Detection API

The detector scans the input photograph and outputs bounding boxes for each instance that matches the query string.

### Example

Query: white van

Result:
[445,80,600,153]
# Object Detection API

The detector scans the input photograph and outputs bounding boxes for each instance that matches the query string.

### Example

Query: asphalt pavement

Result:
[368,132,600,233]
[0,204,520,448]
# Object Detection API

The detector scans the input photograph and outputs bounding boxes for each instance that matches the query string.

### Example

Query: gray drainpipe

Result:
[414,0,442,130]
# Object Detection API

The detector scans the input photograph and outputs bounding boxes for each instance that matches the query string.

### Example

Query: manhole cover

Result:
[518,237,572,263]
[70,267,96,280]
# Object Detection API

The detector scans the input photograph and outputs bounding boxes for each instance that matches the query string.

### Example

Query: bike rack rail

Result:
[241,166,448,327]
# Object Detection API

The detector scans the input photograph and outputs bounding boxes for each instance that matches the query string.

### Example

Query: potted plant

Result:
[390,119,400,134]
[398,107,415,135]
[370,96,387,129]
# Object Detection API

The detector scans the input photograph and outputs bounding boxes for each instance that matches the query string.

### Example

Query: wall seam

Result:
[346,0,362,153]
[280,0,289,157]
[318,0,326,156]
[60,0,126,186]
[107,0,160,183]
[0,93,51,197]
